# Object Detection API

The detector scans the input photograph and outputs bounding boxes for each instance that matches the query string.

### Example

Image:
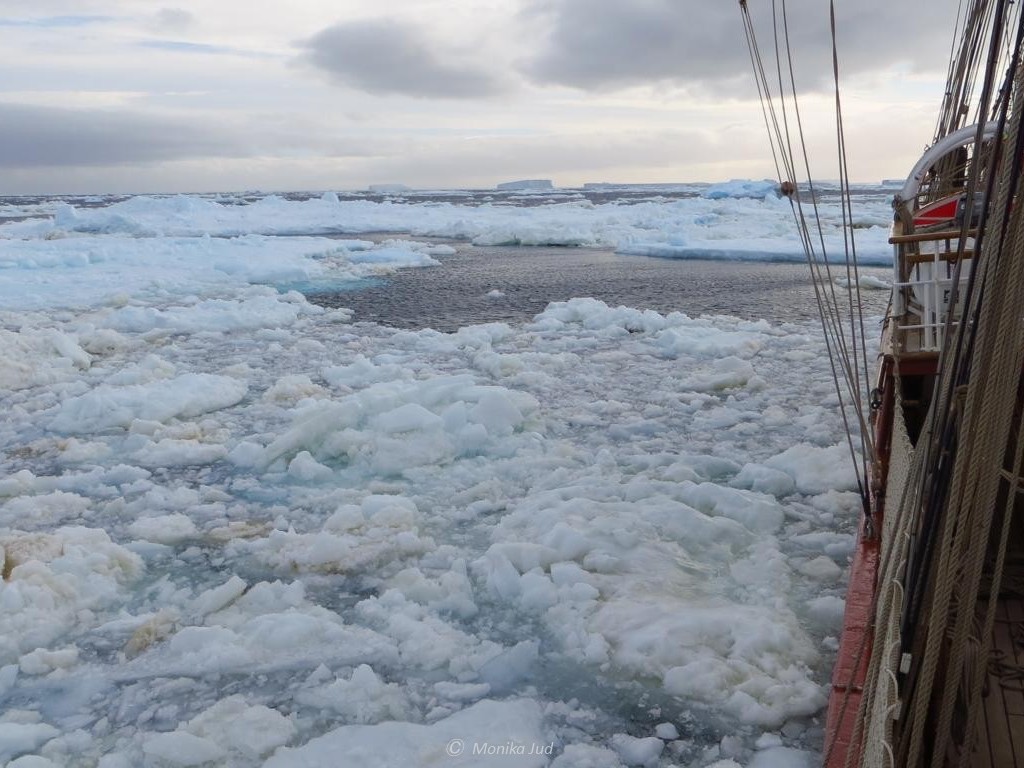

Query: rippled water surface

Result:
[310,241,892,331]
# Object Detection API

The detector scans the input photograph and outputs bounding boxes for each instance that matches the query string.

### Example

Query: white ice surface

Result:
[0,234,438,311]
[265,698,548,767]
[0,185,894,267]
[0,188,869,767]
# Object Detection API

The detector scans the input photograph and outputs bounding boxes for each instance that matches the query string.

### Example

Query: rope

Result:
[743,0,875,496]
[840,377,923,768]
[899,10,1024,763]
[989,646,1024,693]
[828,0,874,493]
[738,2,1024,766]
[740,1,787,186]
[892,2,1012,758]
[736,4,903,765]
[950,54,1024,766]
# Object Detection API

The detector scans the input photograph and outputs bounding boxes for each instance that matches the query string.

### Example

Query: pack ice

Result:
[0,191,866,767]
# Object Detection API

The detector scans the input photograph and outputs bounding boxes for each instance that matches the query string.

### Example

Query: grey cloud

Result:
[522,0,955,93]
[351,128,740,188]
[154,8,196,34]
[0,103,389,169]
[521,0,705,90]
[0,14,113,28]
[138,40,241,56]
[300,19,505,99]
[0,104,246,168]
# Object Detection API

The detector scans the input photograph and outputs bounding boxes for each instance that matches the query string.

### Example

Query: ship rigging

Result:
[741,0,1024,765]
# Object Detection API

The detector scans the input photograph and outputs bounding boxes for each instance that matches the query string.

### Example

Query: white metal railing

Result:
[892,239,970,353]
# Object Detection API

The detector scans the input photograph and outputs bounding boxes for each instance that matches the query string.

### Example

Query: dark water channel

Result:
[308,240,892,332]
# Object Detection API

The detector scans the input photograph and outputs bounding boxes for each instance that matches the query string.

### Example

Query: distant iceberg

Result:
[496,179,553,191]
[368,184,412,193]
[702,179,780,200]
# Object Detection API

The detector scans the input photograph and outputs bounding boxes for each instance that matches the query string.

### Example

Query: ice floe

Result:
[0,186,875,767]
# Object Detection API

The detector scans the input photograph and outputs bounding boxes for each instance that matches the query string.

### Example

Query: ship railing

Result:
[889,227,976,354]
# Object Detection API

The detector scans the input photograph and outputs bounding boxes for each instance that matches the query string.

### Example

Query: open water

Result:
[310,239,893,331]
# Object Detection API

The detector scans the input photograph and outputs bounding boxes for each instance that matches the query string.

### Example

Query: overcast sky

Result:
[0,0,960,194]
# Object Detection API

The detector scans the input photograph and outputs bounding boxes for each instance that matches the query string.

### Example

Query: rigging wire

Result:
[776,0,874,469]
[742,0,1024,764]
[737,2,882,763]
[740,0,874,505]
[897,2,1014,683]
[887,2,1024,763]
[827,0,873,493]
[904,19,1024,756]
[934,0,968,148]
[741,2,786,186]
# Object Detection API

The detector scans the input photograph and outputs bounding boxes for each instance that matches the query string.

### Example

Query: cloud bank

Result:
[0,104,242,168]
[521,0,956,93]
[301,19,507,99]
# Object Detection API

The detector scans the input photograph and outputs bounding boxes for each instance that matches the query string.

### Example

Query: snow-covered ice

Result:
[0,186,873,766]
[497,180,556,191]
[0,184,895,265]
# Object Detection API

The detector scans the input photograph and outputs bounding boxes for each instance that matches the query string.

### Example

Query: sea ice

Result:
[0,189,874,766]
[610,733,665,766]
[0,722,60,764]
[264,699,547,767]
[0,186,894,264]
[702,179,781,199]
[49,374,248,434]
